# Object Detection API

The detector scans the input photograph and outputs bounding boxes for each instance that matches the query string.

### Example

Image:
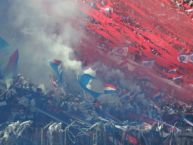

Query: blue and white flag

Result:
[78,74,102,98]
[49,59,63,85]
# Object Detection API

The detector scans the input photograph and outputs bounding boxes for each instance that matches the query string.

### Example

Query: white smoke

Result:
[0,0,83,84]
[93,63,128,87]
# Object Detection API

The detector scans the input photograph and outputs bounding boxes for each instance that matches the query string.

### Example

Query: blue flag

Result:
[49,59,63,85]
[78,74,101,98]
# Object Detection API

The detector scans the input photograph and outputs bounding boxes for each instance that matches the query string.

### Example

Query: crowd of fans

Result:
[0,72,193,145]
[174,0,193,7]
[174,0,193,15]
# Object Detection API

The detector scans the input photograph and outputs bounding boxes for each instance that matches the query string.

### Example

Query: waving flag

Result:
[104,83,117,94]
[49,59,63,85]
[0,37,9,50]
[4,49,19,77]
[78,74,102,98]
[178,54,189,63]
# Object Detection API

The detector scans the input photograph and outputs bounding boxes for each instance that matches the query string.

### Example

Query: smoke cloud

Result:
[0,0,83,85]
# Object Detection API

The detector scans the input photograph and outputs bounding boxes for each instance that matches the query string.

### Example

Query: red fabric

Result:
[76,0,193,101]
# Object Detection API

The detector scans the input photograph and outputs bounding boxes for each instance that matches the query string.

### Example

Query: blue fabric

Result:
[49,60,63,84]
[79,74,101,98]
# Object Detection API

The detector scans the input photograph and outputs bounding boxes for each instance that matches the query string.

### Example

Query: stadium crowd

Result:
[0,72,193,145]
